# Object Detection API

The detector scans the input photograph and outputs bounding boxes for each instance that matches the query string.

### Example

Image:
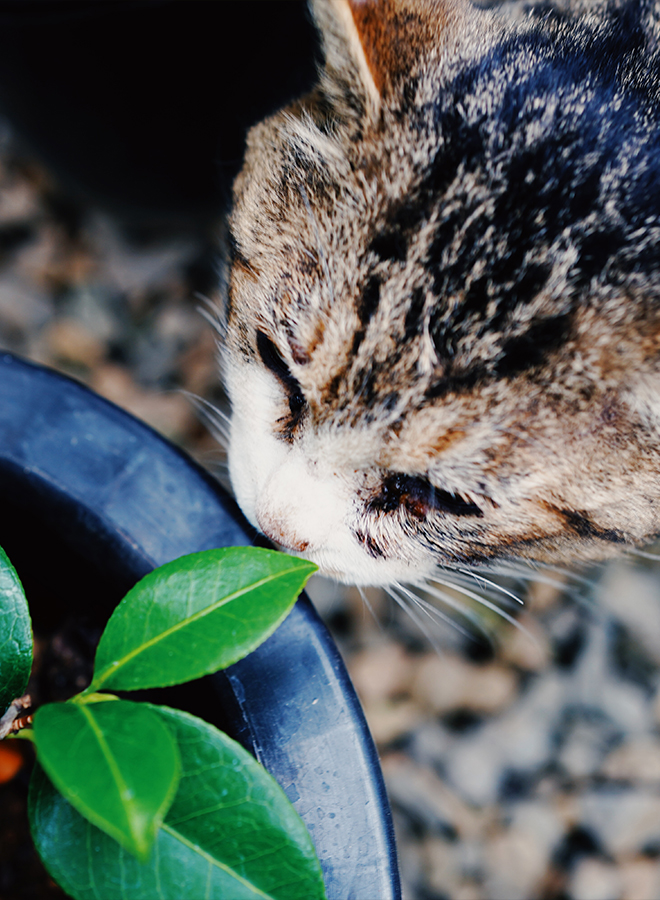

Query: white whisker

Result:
[454,567,524,606]
[627,547,660,563]
[487,558,597,591]
[425,576,540,646]
[385,585,445,655]
[477,561,571,593]
[196,451,229,471]
[357,585,385,632]
[397,581,491,642]
[196,294,225,338]
[181,390,231,449]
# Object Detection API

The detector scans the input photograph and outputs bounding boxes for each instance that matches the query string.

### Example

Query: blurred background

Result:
[1,3,660,899]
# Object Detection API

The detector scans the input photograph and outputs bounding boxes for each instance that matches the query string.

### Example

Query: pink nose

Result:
[256,510,310,553]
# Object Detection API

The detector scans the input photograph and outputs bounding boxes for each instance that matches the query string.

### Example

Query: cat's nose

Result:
[256,509,310,553]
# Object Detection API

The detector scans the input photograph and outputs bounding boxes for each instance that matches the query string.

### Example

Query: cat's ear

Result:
[312,0,472,115]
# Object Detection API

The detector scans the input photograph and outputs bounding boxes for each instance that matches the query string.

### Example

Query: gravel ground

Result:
[2,127,660,900]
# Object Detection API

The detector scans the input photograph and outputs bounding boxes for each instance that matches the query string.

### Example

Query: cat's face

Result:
[223,0,660,586]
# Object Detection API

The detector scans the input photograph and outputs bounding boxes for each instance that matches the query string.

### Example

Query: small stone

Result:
[411,652,518,716]
[44,318,105,369]
[443,672,565,805]
[499,612,551,671]
[526,575,568,613]
[602,737,660,783]
[381,754,487,841]
[619,857,660,900]
[579,789,660,857]
[598,563,660,666]
[178,330,220,395]
[484,827,552,900]
[363,700,422,745]
[0,178,40,225]
[91,364,195,441]
[558,714,622,780]
[0,275,52,334]
[350,641,414,704]
[569,858,622,900]
[15,224,95,290]
[423,836,472,900]
[88,214,196,296]
[60,285,121,344]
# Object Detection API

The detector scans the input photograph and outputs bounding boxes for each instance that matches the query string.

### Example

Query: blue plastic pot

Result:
[0,353,400,900]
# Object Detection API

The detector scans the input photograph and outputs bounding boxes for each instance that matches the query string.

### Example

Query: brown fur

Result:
[222,0,660,585]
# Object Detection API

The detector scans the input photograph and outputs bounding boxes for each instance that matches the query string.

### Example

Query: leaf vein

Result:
[160,823,276,899]
[92,566,305,689]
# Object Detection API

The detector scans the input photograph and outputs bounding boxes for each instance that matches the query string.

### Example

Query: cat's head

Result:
[222,0,660,586]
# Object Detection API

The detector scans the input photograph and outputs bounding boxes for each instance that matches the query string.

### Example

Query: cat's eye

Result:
[373,473,483,519]
[256,330,306,425]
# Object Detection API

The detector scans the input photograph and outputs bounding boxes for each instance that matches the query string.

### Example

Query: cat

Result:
[220,0,660,592]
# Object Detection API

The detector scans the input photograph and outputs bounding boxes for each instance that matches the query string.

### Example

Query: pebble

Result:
[599,562,660,666]
[349,640,414,704]
[410,652,519,716]
[90,364,195,441]
[569,858,623,900]
[601,736,660,782]
[579,789,660,857]
[0,175,41,225]
[498,612,552,670]
[619,858,660,900]
[444,672,566,805]
[0,274,52,335]
[484,826,554,900]
[43,318,106,369]
[87,214,197,296]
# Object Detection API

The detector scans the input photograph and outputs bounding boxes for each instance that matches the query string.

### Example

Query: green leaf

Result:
[89,548,317,693]
[32,699,180,861]
[0,544,32,713]
[30,705,327,900]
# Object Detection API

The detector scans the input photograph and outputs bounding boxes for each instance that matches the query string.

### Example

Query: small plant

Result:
[0,544,326,900]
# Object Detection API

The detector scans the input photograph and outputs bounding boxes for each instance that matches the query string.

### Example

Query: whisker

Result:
[534,559,602,588]
[180,390,231,426]
[181,391,231,449]
[196,451,229,471]
[425,576,540,646]
[196,294,224,337]
[427,566,522,611]
[627,547,660,563]
[476,561,573,593]
[488,558,598,591]
[397,581,491,642]
[385,585,445,655]
[357,585,385,632]
[454,567,524,607]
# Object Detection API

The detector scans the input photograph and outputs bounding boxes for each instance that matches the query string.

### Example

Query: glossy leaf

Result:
[32,699,180,860]
[30,705,327,900]
[0,544,32,714]
[89,548,317,693]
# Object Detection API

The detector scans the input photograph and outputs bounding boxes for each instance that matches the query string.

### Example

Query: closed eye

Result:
[371,473,483,519]
[256,330,306,427]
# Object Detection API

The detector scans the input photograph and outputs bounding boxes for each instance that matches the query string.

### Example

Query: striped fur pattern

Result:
[222,0,660,586]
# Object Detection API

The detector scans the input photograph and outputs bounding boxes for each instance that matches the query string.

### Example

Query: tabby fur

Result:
[222,0,660,586]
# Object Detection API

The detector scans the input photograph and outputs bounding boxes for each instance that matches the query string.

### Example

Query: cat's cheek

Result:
[225,362,280,531]
[225,362,351,554]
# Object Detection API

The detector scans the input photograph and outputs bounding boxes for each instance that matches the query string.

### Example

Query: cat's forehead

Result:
[227,0,660,434]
